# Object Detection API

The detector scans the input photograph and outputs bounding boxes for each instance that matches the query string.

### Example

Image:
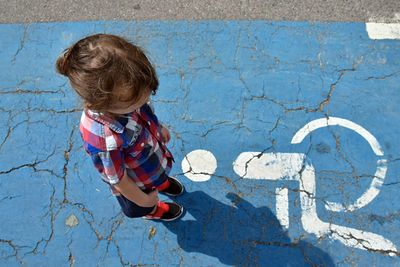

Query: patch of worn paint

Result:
[366,23,400,40]
[148,226,157,240]
[65,214,79,228]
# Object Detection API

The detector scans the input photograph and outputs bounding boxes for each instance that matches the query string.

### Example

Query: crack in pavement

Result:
[0,150,56,175]
[61,126,77,204]
[0,111,24,152]
[0,239,25,264]
[25,184,57,257]
[330,228,400,256]
[11,24,29,64]
[0,88,64,95]
[365,70,400,80]
[0,108,83,114]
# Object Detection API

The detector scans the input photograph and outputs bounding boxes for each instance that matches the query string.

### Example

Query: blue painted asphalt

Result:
[0,21,399,266]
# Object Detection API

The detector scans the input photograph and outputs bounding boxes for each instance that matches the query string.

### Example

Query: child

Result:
[56,34,184,221]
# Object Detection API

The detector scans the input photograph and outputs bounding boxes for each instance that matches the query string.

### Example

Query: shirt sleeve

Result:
[91,150,125,185]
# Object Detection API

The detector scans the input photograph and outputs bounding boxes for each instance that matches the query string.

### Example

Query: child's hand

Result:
[145,190,159,207]
[160,124,171,144]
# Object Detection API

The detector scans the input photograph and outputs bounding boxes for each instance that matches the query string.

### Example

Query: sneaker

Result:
[159,176,185,197]
[145,201,184,221]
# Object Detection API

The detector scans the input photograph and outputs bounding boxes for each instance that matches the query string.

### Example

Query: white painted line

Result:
[291,117,386,212]
[233,152,398,256]
[291,117,383,156]
[181,149,217,182]
[366,23,400,40]
[325,159,387,212]
[299,163,397,256]
[233,152,304,180]
[276,187,289,230]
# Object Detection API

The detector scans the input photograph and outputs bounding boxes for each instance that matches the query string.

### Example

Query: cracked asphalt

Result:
[1,21,400,266]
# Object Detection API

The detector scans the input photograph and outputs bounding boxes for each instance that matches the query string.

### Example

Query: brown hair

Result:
[56,34,158,112]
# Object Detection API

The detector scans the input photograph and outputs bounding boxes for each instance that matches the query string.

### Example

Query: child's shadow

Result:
[163,191,335,267]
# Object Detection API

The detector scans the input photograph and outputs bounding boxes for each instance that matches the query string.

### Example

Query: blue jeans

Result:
[116,192,156,218]
[115,172,170,218]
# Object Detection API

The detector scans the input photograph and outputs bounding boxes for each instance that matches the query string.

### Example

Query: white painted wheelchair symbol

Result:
[181,117,397,256]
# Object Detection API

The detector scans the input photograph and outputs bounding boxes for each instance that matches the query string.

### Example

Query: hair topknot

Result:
[56,48,73,76]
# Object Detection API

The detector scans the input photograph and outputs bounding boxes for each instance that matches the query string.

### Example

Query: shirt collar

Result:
[85,109,126,133]
[85,103,150,133]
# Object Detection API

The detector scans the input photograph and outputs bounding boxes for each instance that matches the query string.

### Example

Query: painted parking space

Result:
[0,21,399,266]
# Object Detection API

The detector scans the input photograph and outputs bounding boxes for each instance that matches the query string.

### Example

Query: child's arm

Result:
[160,124,171,144]
[146,101,170,144]
[114,171,159,208]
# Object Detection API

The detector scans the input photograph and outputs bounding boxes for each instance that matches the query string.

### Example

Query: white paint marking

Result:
[276,187,289,229]
[291,117,383,156]
[233,152,397,256]
[233,152,304,179]
[299,163,397,257]
[291,117,387,212]
[181,150,217,182]
[182,118,394,255]
[366,23,400,40]
[325,159,387,212]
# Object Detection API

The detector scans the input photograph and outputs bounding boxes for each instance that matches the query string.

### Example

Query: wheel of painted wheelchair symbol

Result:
[291,117,387,212]
[181,117,387,212]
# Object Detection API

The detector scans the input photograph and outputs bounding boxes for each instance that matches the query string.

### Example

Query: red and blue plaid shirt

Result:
[79,103,174,196]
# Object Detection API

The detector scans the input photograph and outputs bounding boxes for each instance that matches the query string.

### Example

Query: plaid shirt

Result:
[79,103,174,196]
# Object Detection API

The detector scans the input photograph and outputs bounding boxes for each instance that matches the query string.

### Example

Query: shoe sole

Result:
[160,205,184,222]
[144,205,184,222]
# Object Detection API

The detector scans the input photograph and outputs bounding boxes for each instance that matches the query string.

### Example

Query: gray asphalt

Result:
[0,0,399,23]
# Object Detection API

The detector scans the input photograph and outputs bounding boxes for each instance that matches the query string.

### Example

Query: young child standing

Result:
[56,34,184,221]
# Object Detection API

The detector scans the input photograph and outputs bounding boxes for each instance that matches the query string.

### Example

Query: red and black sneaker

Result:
[158,176,185,197]
[145,201,184,221]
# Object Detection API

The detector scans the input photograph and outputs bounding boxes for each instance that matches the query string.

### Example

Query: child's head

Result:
[56,34,158,113]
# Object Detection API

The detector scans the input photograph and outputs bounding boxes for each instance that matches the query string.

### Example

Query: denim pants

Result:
[115,173,169,218]
[116,193,156,218]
